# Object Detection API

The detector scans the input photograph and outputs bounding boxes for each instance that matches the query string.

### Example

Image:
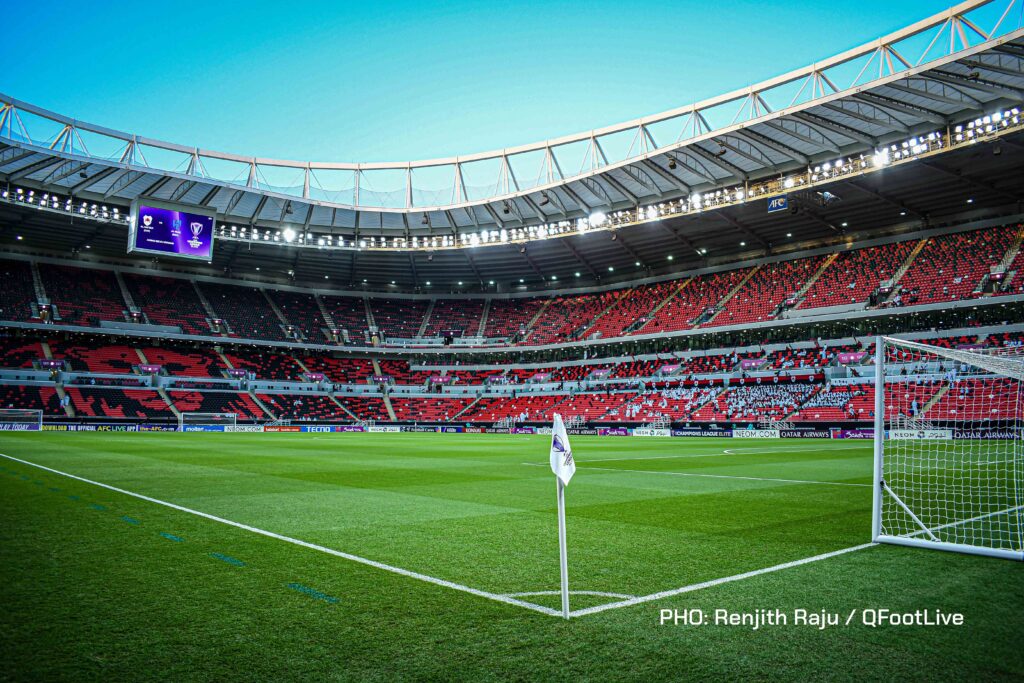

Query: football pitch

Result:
[0,432,1021,680]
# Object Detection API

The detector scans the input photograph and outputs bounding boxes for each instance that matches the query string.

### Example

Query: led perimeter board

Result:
[128,198,216,262]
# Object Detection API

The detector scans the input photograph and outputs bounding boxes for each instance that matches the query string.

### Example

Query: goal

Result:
[0,408,43,430]
[872,336,1023,560]
[178,412,237,431]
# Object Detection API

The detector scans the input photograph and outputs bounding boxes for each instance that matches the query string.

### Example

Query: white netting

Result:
[178,412,237,429]
[877,337,1023,558]
[0,409,42,427]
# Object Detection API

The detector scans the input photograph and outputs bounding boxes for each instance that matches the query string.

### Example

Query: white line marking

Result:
[0,453,561,618]
[591,443,866,462]
[569,543,877,617]
[506,590,636,599]
[522,462,870,487]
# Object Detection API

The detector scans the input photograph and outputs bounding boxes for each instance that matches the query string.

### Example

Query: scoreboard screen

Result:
[129,199,216,261]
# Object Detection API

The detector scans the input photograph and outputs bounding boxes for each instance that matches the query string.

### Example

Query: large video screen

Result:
[129,199,216,261]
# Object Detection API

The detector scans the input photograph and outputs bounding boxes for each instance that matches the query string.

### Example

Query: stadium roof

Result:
[1,0,1024,291]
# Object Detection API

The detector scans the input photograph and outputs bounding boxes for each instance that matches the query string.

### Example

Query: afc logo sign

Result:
[767,195,789,213]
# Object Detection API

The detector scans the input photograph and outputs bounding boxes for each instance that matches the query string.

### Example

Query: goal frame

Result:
[0,408,43,430]
[871,336,1023,561]
[178,412,238,431]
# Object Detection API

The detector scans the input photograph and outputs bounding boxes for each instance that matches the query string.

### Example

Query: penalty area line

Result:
[521,462,870,487]
[0,453,561,619]
[569,542,878,618]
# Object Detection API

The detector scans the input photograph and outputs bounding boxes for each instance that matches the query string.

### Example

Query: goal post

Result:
[0,408,43,430]
[178,412,237,431]
[873,336,1023,561]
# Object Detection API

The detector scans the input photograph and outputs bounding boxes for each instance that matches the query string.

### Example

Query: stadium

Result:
[1,0,1022,679]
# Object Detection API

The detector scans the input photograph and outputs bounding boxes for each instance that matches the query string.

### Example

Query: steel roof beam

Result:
[792,111,878,145]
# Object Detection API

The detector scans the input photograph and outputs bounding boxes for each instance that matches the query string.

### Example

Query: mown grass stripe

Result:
[210,552,245,567]
[286,582,339,604]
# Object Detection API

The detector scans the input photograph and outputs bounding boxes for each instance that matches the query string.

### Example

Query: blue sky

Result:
[2,0,948,163]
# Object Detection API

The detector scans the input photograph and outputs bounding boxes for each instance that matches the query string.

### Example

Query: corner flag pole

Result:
[556,478,570,619]
[550,413,575,620]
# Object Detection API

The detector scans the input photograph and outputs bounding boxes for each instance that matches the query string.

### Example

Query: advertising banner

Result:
[780,429,832,438]
[890,429,954,440]
[830,428,875,439]
[837,352,867,365]
[225,425,264,433]
[0,423,41,431]
[598,427,630,436]
[264,426,301,432]
[733,429,781,439]
[511,427,536,434]
[368,425,401,433]
[671,429,734,437]
[182,425,226,432]
[633,428,672,437]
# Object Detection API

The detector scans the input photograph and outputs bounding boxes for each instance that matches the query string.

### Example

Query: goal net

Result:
[178,412,237,431]
[0,408,43,430]
[872,336,1023,560]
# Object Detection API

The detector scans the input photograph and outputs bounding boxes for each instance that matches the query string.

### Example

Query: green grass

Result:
[0,432,1020,681]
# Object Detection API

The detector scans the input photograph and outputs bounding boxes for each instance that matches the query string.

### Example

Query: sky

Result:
[1,0,953,164]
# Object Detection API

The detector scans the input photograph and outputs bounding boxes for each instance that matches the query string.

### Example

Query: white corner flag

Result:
[550,413,575,619]
[550,413,575,486]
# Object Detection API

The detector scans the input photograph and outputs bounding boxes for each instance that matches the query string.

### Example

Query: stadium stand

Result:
[39,265,125,326]
[370,298,429,339]
[423,299,485,337]
[0,384,62,415]
[482,297,547,339]
[267,290,328,344]
[224,350,303,381]
[0,260,39,322]
[799,241,915,309]
[139,346,226,378]
[124,273,211,335]
[201,281,287,341]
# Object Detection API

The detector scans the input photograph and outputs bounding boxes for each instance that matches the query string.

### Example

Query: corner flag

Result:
[549,413,575,486]
[549,413,574,618]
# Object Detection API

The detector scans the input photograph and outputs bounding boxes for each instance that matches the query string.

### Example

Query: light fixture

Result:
[282,227,297,242]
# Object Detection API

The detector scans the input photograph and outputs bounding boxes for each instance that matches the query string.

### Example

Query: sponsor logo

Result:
[597,428,630,437]
[830,428,875,439]
[226,425,264,433]
[0,423,41,431]
[264,426,301,432]
[183,425,226,432]
[953,429,1019,440]
[187,222,205,248]
[438,426,464,433]
[368,426,401,433]
[301,426,334,433]
[734,429,781,439]
[95,425,139,432]
[138,424,178,432]
[890,429,953,440]
[552,434,574,467]
[633,428,672,437]
[767,195,789,213]
[780,430,831,438]
[672,429,734,438]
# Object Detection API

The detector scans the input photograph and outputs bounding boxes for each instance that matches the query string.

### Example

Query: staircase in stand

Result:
[417,299,436,338]
[890,238,929,287]
[476,299,491,337]
[699,266,762,327]
[921,384,951,416]
[632,277,693,334]
[262,289,292,326]
[791,253,840,309]
[29,261,48,302]
[329,395,360,421]
[452,395,483,420]
[577,289,630,339]
[114,271,143,320]
[193,282,230,334]
[520,299,553,342]
[314,294,337,334]
[157,388,181,419]
[249,392,277,420]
